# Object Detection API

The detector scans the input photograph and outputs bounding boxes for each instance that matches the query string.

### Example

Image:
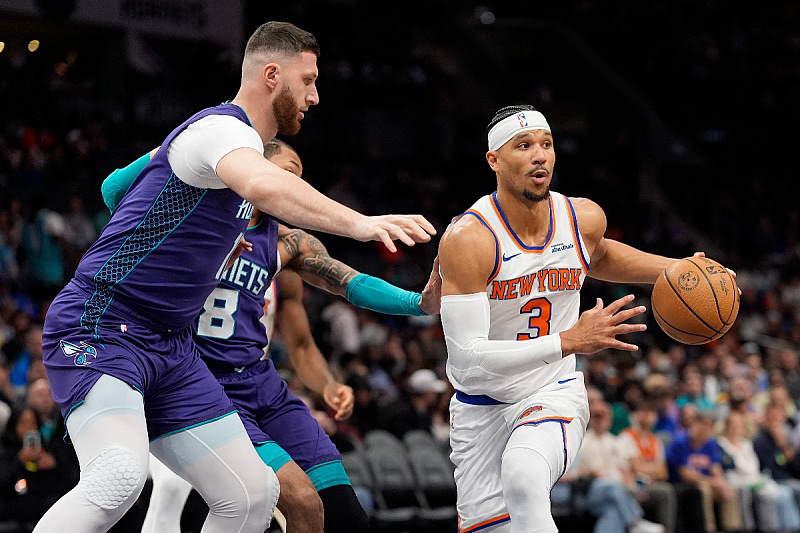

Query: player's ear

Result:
[486,150,499,171]
[263,63,279,90]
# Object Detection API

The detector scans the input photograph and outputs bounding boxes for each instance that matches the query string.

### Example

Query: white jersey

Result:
[456,190,590,397]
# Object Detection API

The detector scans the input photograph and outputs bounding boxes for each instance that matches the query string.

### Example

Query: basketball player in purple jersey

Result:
[108,139,438,533]
[35,22,435,533]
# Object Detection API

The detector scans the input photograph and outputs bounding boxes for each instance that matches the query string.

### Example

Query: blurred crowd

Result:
[2,0,800,531]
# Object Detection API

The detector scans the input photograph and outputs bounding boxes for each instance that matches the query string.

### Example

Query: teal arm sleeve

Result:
[101,152,151,213]
[344,273,426,316]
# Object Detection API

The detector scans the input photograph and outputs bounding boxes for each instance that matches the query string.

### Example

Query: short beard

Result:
[273,85,301,136]
[523,187,550,203]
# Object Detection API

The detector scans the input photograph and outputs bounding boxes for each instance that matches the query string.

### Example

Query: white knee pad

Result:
[83,446,145,510]
[265,466,280,519]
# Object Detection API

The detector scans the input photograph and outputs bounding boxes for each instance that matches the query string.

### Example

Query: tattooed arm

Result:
[277,224,441,314]
[278,225,357,296]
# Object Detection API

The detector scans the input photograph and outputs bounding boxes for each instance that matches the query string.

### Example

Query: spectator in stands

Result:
[677,403,699,439]
[647,379,680,440]
[731,374,763,431]
[754,403,800,510]
[25,378,60,445]
[342,372,381,440]
[359,323,399,400]
[552,400,666,533]
[718,410,800,533]
[676,369,716,413]
[0,406,79,525]
[667,410,741,533]
[719,375,763,439]
[587,384,606,409]
[1,305,31,364]
[8,323,42,396]
[777,349,800,405]
[21,203,67,292]
[640,349,678,386]
[610,379,644,435]
[743,342,770,393]
[321,299,361,365]
[377,368,446,439]
[756,383,799,428]
[618,398,677,533]
[585,350,616,401]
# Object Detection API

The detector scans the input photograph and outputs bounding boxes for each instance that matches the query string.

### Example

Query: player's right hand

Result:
[354,215,436,253]
[559,294,647,356]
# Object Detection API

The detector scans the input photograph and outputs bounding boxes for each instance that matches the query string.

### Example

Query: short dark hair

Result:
[486,104,537,133]
[263,138,294,159]
[245,21,320,58]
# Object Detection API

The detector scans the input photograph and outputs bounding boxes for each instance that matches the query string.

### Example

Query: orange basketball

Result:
[651,256,739,345]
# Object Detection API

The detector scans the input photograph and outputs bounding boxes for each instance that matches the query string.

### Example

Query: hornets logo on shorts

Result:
[60,340,98,366]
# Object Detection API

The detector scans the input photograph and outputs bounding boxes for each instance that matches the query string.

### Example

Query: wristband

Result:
[345,273,425,316]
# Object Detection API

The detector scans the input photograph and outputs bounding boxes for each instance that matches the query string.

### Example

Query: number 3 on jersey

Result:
[197,287,240,339]
[517,297,552,340]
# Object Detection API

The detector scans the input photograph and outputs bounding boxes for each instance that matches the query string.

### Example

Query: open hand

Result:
[355,215,436,253]
[559,294,647,356]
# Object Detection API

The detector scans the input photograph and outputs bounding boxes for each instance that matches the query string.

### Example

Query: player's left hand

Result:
[692,251,742,295]
[323,382,354,421]
[419,255,442,314]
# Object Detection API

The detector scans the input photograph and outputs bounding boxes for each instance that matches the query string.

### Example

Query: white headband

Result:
[487,110,551,151]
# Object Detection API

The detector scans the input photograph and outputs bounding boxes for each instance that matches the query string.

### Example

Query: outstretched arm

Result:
[103,146,437,253]
[217,148,435,253]
[275,270,353,421]
[278,225,439,315]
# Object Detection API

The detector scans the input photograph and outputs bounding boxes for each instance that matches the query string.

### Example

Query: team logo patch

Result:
[519,405,543,420]
[60,340,98,366]
[677,271,700,291]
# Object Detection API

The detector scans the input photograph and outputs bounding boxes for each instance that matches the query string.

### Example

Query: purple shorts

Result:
[43,280,237,439]
[214,359,341,471]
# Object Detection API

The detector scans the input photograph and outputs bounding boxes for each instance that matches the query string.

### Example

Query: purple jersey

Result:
[194,215,280,372]
[75,103,254,333]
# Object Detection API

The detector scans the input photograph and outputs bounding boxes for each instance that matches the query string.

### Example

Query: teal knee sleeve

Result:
[255,441,292,473]
[305,460,351,491]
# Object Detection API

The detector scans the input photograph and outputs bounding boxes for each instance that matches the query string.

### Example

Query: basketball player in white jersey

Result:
[438,104,684,533]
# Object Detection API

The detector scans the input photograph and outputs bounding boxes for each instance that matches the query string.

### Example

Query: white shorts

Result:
[449,371,589,532]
